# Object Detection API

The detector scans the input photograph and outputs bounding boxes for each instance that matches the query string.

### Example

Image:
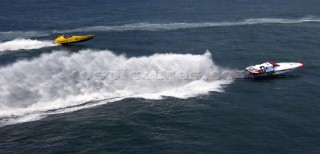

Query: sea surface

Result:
[0,0,320,153]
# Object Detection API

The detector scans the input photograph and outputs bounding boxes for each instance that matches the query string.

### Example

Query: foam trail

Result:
[1,114,44,126]
[0,50,240,126]
[1,17,319,38]
[0,39,57,52]
[56,16,320,33]
[0,31,49,41]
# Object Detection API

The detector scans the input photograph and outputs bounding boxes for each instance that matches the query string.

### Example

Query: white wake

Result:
[0,31,50,41]
[0,50,239,126]
[0,39,57,52]
[56,16,320,33]
[1,16,319,40]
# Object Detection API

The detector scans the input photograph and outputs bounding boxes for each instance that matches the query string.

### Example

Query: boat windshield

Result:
[62,35,72,39]
[269,61,279,66]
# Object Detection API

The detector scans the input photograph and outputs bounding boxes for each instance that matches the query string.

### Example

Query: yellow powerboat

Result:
[54,35,95,44]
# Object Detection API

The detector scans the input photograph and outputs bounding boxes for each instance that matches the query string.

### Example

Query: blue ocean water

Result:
[0,0,320,153]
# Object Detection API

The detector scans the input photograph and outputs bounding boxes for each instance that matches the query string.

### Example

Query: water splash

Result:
[0,50,240,126]
[0,39,57,52]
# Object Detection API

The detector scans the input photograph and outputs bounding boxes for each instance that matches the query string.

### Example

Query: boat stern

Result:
[54,35,67,44]
[245,66,260,74]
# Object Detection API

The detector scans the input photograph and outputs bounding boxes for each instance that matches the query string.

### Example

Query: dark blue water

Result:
[1,0,320,153]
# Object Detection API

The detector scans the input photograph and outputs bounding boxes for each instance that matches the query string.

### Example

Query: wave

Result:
[56,16,320,33]
[0,39,57,52]
[0,50,239,126]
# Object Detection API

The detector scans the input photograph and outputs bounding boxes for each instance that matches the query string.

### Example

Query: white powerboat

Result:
[245,61,304,77]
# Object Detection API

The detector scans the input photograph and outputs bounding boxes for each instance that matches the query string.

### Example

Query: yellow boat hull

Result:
[54,35,95,44]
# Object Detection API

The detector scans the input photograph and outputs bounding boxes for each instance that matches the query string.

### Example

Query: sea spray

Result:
[0,50,240,126]
[0,39,57,52]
